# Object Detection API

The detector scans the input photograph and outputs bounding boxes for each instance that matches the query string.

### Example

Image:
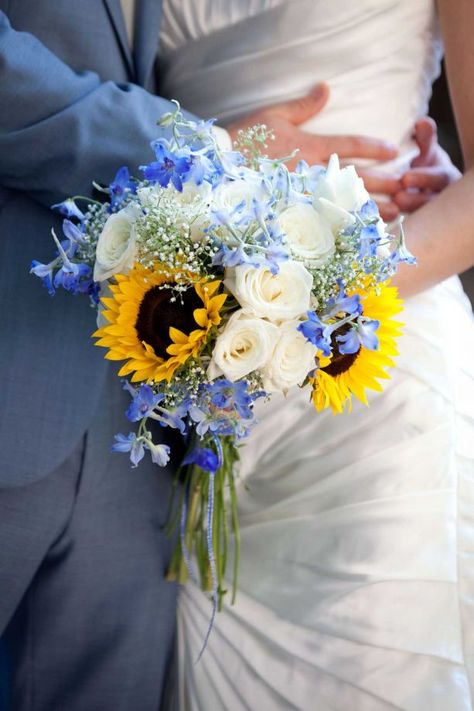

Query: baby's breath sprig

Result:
[232,124,275,169]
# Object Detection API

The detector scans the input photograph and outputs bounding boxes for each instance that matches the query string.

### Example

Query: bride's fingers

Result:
[401,166,455,192]
[308,134,398,162]
[375,200,400,222]
[410,117,437,167]
[394,190,433,212]
[271,83,331,125]
[356,168,401,196]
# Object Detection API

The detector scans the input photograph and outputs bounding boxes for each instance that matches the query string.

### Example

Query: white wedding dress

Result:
[158,1,474,708]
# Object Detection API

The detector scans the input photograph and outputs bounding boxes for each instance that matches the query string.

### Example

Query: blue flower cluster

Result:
[30,217,99,301]
[299,281,380,358]
[114,378,263,470]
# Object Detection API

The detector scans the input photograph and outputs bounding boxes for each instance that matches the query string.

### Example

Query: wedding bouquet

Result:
[31,104,413,630]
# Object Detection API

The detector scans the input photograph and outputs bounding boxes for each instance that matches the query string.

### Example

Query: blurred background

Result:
[430,62,473,305]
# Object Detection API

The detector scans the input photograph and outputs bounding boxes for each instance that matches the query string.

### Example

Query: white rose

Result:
[224,260,313,322]
[171,180,213,208]
[208,310,279,382]
[278,202,335,267]
[214,175,264,215]
[93,204,141,282]
[314,154,370,233]
[262,320,317,393]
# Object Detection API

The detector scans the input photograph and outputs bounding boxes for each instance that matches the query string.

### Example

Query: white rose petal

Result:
[170,181,213,207]
[262,320,317,393]
[214,175,264,215]
[314,154,370,233]
[93,204,141,282]
[316,154,370,212]
[224,260,313,322]
[208,310,279,382]
[278,202,335,267]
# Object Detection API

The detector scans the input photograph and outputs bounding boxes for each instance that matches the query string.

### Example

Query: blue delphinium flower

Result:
[359,223,381,259]
[51,198,85,221]
[208,379,253,419]
[323,281,362,319]
[53,261,92,293]
[389,239,417,267]
[262,244,289,275]
[109,166,135,208]
[186,152,216,186]
[112,432,145,467]
[187,379,261,439]
[30,260,57,295]
[211,243,259,269]
[336,318,380,354]
[358,199,380,221]
[141,141,191,191]
[298,312,333,356]
[124,382,189,434]
[292,159,325,193]
[190,118,217,144]
[146,440,171,467]
[62,219,87,247]
[126,384,165,422]
[183,447,220,474]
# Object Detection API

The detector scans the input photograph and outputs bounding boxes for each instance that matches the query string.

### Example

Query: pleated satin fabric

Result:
[157,1,474,707]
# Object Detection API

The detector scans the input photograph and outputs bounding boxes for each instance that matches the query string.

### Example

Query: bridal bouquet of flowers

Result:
[31,104,413,627]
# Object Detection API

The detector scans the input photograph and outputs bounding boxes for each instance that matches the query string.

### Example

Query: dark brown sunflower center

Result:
[321,323,360,377]
[135,285,202,359]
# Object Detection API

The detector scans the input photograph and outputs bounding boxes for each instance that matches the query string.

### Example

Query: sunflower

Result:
[93,263,227,383]
[310,283,403,414]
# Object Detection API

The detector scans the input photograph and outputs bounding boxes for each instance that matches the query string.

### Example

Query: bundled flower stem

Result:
[166,437,241,611]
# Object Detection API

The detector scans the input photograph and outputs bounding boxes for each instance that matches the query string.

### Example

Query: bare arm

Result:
[392,0,474,297]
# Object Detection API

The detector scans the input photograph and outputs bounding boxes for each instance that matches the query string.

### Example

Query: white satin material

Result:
[158,2,474,708]
[159,0,443,175]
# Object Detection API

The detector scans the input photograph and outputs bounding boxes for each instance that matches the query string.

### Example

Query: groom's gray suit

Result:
[0,2,190,708]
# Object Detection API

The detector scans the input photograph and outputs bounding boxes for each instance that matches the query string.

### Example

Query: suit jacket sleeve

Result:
[0,11,198,206]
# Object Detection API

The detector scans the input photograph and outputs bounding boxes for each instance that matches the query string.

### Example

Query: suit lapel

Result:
[103,0,135,78]
[134,0,163,88]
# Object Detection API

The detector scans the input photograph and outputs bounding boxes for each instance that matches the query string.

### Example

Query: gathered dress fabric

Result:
[158,1,474,708]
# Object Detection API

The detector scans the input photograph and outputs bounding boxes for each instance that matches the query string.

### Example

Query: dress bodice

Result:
[158,0,442,172]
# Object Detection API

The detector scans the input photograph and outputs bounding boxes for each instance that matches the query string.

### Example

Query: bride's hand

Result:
[227,86,459,223]
[227,83,399,166]
[226,83,401,223]
[394,117,462,212]
[358,118,461,221]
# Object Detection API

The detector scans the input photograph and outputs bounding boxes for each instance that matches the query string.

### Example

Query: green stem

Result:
[228,465,241,605]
